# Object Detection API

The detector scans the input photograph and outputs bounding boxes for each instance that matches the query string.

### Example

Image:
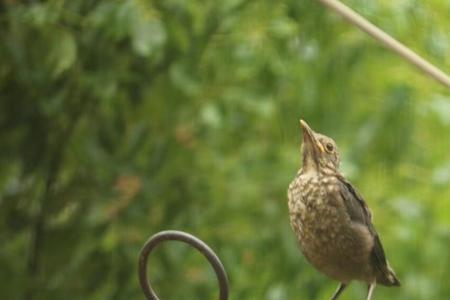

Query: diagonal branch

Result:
[317,0,450,90]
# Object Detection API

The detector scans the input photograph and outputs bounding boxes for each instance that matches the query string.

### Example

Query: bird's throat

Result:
[302,155,320,173]
[302,146,321,173]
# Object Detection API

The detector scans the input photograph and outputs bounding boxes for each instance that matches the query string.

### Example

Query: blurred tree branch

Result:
[23,95,89,300]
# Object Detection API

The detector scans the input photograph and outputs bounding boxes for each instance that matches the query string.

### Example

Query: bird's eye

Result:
[325,143,334,152]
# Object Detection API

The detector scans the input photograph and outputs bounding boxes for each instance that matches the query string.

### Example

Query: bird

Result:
[287,120,400,300]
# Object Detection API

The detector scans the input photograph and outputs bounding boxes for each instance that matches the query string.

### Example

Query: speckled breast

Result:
[288,173,373,282]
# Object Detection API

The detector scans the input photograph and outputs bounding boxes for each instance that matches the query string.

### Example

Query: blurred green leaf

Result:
[51,30,77,77]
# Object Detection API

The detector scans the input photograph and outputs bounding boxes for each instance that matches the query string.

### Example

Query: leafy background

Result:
[0,0,449,300]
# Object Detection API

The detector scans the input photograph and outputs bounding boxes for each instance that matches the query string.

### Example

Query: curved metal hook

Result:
[138,230,229,300]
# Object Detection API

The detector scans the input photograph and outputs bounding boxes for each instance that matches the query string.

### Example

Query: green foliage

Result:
[0,0,449,299]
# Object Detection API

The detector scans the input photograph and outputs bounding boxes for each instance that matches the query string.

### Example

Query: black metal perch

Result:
[138,230,229,300]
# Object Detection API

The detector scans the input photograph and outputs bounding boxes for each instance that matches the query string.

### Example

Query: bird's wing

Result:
[336,177,373,227]
[336,176,389,276]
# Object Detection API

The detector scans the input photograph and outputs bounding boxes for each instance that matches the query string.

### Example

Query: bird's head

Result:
[299,119,340,173]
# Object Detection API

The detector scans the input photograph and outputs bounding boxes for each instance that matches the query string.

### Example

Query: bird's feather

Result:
[336,176,399,286]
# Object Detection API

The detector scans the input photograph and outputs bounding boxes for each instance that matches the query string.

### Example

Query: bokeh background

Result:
[1,0,450,299]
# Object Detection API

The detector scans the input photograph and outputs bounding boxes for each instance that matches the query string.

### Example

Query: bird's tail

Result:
[377,264,400,286]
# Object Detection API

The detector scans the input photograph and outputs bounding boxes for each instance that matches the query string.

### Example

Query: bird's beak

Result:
[300,120,325,154]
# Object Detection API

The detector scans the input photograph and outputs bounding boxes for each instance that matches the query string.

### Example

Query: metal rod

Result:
[138,230,229,300]
[318,0,450,90]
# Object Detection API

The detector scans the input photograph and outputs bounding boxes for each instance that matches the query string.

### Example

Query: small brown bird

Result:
[287,120,400,300]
